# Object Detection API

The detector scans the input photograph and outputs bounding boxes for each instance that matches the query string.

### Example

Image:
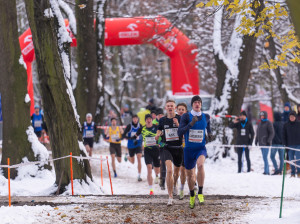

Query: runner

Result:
[82,113,97,157]
[31,104,46,139]
[105,118,124,178]
[136,114,160,195]
[176,103,188,200]
[178,95,211,209]
[152,108,166,188]
[122,115,143,181]
[155,100,183,206]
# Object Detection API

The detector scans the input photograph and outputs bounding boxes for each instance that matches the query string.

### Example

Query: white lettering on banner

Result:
[189,129,204,143]
[165,128,179,141]
[105,32,108,39]
[241,129,246,136]
[85,130,94,138]
[127,23,138,31]
[145,137,156,146]
[22,42,34,56]
[119,31,139,38]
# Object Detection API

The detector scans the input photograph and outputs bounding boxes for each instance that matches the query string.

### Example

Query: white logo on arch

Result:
[181,84,192,92]
[127,23,138,31]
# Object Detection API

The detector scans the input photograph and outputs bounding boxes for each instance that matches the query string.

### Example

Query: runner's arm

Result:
[178,113,191,136]
[122,124,131,139]
[205,114,211,134]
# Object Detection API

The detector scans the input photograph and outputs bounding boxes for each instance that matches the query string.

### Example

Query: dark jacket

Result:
[272,112,284,145]
[229,118,254,145]
[282,119,300,146]
[255,112,275,146]
[282,102,291,122]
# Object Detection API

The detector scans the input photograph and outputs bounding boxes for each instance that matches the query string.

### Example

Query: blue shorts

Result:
[184,146,207,170]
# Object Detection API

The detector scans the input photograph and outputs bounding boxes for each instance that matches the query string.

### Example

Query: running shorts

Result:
[128,146,142,157]
[144,147,160,168]
[184,146,207,170]
[163,146,183,167]
[110,143,122,157]
[83,138,94,148]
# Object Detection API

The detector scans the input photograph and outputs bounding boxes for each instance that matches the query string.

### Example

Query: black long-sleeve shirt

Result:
[229,119,254,145]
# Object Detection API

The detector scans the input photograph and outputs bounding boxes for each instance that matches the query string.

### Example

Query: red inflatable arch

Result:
[19,17,199,115]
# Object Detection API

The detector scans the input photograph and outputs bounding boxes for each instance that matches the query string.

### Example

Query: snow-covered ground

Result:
[0,143,299,223]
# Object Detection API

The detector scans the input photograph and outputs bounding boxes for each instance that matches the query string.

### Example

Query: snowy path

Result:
[0,144,299,223]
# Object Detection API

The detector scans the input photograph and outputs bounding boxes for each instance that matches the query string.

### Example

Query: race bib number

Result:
[111,134,119,142]
[189,129,204,143]
[241,129,246,136]
[165,128,179,141]
[34,120,42,128]
[85,130,94,138]
[145,137,156,146]
[130,131,136,137]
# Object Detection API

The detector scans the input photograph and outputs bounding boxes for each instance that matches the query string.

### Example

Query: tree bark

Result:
[0,0,34,178]
[95,0,107,126]
[74,0,98,123]
[24,0,92,193]
[287,0,300,38]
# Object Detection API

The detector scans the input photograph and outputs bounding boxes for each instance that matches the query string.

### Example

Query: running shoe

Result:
[198,194,204,204]
[154,176,159,184]
[179,190,184,200]
[173,186,178,196]
[150,190,154,195]
[167,198,173,206]
[124,153,128,162]
[138,177,142,182]
[189,196,195,209]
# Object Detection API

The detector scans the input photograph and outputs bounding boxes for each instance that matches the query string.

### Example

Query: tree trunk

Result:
[287,0,300,38]
[267,34,290,104]
[74,0,98,123]
[0,0,34,178]
[95,0,107,126]
[24,0,92,193]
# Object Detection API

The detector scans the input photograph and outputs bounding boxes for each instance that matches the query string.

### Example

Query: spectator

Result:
[255,111,275,175]
[121,104,132,126]
[31,105,47,138]
[146,98,157,112]
[282,102,291,122]
[270,112,284,175]
[229,111,254,173]
[282,111,300,178]
[297,104,300,121]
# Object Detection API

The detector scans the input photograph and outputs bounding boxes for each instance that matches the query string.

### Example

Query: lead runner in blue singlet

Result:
[178,95,211,209]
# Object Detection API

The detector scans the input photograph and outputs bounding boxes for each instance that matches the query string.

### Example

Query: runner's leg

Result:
[196,155,205,192]
[165,160,174,198]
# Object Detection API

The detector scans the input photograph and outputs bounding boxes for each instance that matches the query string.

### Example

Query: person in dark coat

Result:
[282,102,291,122]
[297,104,300,121]
[255,111,275,175]
[282,111,300,177]
[270,112,284,175]
[229,111,254,173]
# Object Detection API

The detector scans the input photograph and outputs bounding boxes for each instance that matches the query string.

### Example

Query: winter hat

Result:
[149,98,154,104]
[145,114,152,121]
[289,111,297,117]
[284,102,291,110]
[259,111,268,119]
[191,95,202,106]
[240,111,247,117]
[156,108,164,115]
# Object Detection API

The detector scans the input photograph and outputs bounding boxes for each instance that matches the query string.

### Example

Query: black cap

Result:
[156,108,164,115]
[259,111,268,119]
[289,111,297,117]
[191,95,202,106]
[240,111,247,117]
[145,114,152,121]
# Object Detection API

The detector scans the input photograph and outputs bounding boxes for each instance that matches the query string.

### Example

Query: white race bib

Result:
[189,129,204,143]
[85,130,94,138]
[165,128,179,141]
[145,137,156,146]
[111,134,119,142]
[130,131,136,137]
[241,129,246,136]
[34,120,42,128]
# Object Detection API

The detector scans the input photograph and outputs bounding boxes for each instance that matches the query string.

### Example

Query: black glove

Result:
[207,133,214,142]
[190,116,198,127]
[133,140,138,146]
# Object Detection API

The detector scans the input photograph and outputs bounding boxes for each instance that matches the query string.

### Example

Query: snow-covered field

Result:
[0,143,299,223]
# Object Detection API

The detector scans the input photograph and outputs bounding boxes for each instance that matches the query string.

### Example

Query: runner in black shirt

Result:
[155,100,183,206]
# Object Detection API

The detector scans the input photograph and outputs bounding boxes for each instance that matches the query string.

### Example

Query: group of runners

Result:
[82,95,211,208]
